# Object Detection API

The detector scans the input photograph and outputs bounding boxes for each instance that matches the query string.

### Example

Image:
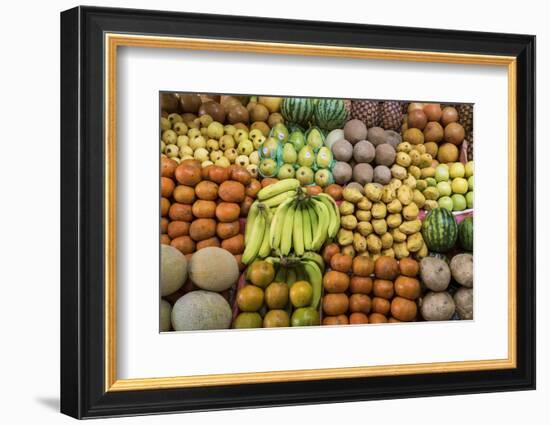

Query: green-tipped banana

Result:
[244,201,260,245]
[293,204,305,256]
[310,199,329,251]
[316,193,340,238]
[280,203,296,256]
[306,200,318,241]
[302,252,325,273]
[302,203,313,251]
[270,197,294,250]
[242,211,265,264]
[261,190,297,208]
[302,260,323,309]
[257,178,300,201]
[258,210,272,258]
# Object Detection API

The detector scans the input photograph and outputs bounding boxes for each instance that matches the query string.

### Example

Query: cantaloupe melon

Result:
[189,247,239,291]
[171,290,232,331]
[160,245,188,296]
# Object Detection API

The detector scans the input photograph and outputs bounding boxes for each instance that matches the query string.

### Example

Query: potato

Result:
[337,228,354,246]
[372,219,387,235]
[412,189,426,208]
[420,291,455,321]
[450,253,473,288]
[343,187,363,203]
[357,197,372,211]
[189,218,217,241]
[170,235,195,254]
[381,248,395,258]
[364,183,382,202]
[371,202,387,219]
[341,245,356,258]
[216,221,240,240]
[192,200,216,218]
[169,203,193,222]
[386,213,402,229]
[387,199,402,214]
[380,232,393,249]
[393,242,410,259]
[406,232,423,252]
[366,234,382,253]
[399,219,421,235]
[420,257,451,291]
[353,232,367,252]
[454,287,473,319]
[194,181,218,201]
[215,202,241,222]
[402,202,419,220]
[397,185,413,205]
[356,210,372,222]
[380,186,396,203]
[391,164,407,180]
[415,242,428,259]
[403,174,416,189]
[391,228,407,243]
[339,201,355,215]
[167,221,190,238]
[357,221,373,237]
[196,236,221,250]
[221,234,245,254]
[218,181,245,202]
[173,185,196,204]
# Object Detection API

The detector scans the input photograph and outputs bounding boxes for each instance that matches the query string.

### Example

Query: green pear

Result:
[277,163,296,179]
[289,130,305,151]
[298,145,315,167]
[314,169,333,188]
[282,143,298,164]
[315,146,333,169]
[259,158,278,177]
[270,123,289,143]
[296,166,314,186]
[306,127,324,151]
[261,137,280,159]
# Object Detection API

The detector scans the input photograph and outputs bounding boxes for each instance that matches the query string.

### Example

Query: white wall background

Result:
[0,0,545,423]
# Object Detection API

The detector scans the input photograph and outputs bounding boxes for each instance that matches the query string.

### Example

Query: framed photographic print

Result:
[60,6,536,419]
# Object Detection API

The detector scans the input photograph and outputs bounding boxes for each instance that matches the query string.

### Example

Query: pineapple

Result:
[466,138,474,161]
[380,101,403,131]
[343,99,352,116]
[457,104,474,134]
[350,100,380,128]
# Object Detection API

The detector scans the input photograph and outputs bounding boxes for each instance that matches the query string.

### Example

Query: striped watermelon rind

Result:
[314,99,348,130]
[458,216,473,251]
[421,208,458,253]
[281,98,314,127]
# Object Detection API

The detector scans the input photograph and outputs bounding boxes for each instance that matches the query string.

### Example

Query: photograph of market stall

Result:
[159,94,474,331]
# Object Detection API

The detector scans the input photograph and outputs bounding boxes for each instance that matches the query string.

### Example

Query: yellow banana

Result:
[293,204,305,256]
[270,197,294,250]
[258,209,272,258]
[302,259,322,309]
[261,190,297,208]
[302,203,313,251]
[315,193,340,238]
[280,202,296,256]
[257,178,300,201]
[242,211,265,264]
[310,199,329,251]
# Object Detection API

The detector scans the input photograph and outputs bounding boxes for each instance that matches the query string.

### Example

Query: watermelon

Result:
[421,208,458,253]
[314,98,348,130]
[281,97,314,127]
[458,216,473,251]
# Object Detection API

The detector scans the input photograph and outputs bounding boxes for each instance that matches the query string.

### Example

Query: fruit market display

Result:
[159,93,475,331]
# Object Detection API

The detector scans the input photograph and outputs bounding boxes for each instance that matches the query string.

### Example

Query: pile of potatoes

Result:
[335,183,428,260]
[160,157,262,266]
[321,251,423,324]
[419,254,473,321]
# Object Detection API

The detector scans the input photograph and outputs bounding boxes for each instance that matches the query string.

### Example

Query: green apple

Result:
[282,143,298,164]
[426,177,437,187]
[237,139,254,156]
[259,158,277,177]
[261,137,280,159]
[468,175,474,191]
[449,162,465,178]
[466,191,474,209]
[436,181,452,197]
[316,146,333,169]
[296,166,314,186]
[277,163,296,179]
[306,127,324,151]
[435,164,450,182]
[289,130,305,151]
[438,196,454,211]
[314,169,333,188]
[451,177,469,194]
[270,123,289,143]
[298,145,315,167]
[465,161,474,178]
[451,194,467,211]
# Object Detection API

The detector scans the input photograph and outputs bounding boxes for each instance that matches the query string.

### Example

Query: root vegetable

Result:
[450,253,473,287]
[454,287,473,319]
[420,291,455,321]
[420,257,451,291]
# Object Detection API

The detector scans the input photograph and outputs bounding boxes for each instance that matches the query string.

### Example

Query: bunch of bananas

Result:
[266,253,325,310]
[242,179,340,264]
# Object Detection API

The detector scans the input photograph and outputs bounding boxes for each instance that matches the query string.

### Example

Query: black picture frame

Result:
[60,5,536,419]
